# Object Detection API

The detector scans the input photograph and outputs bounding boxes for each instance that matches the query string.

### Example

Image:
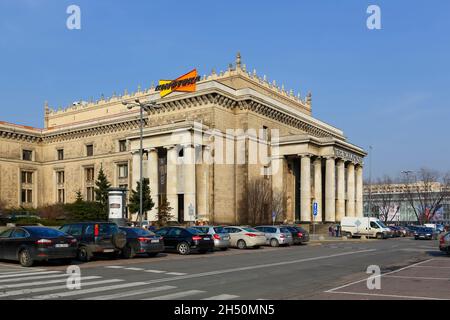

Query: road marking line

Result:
[0,271,61,279]
[0,276,101,289]
[383,275,450,281]
[30,281,148,300]
[0,263,44,270]
[202,294,239,300]
[142,290,205,300]
[324,259,433,293]
[165,272,187,276]
[326,290,445,300]
[144,270,166,273]
[81,285,176,300]
[411,266,450,269]
[129,249,377,286]
[124,268,144,271]
[104,266,125,269]
[0,274,68,284]
[3,279,123,298]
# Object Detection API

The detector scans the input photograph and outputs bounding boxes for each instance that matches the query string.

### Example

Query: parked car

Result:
[60,222,127,262]
[388,226,402,238]
[254,226,293,247]
[222,226,266,249]
[405,225,421,236]
[191,226,230,251]
[154,227,214,255]
[413,227,436,240]
[119,227,164,259]
[439,232,450,254]
[282,225,310,245]
[0,226,77,267]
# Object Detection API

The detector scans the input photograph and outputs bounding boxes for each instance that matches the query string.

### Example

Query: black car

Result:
[0,226,77,267]
[414,227,435,240]
[60,222,127,262]
[154,227,214,255]
[282,225,310,245]
[119,227,164,259]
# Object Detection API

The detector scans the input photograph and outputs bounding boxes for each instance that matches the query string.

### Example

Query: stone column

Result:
[131,151,140,192]
[325,157,336,222]
[356,165,364,217]
[184,144,196,222]
[148,148,159,221]
[272,156,285,222]
[313,157,322,223]
[166,146,178,220]
[300,155,311,223]
[336,159,346,222]
[197,146,210,222]
[346,162,355,217]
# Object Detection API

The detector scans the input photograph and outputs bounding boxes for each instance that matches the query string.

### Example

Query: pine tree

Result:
[156,199,174,227]
[94,166,111,217]
[75,190,83,203]
[128,178,155,220]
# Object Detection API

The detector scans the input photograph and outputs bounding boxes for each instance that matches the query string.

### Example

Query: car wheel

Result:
[177,242,191,255]
[237,240,247,249]
[220,247,228,251]
[77,246,91,262]
[112,233,127,250]
[270,238,279,247]
[122,245,135,259]
[346,232,352,238]
[376,233,383,239]
[19,249,34,267]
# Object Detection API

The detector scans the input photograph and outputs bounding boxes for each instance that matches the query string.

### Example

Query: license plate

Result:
[203,238,210,241]
[103,249,114,253]
[151,240,160,243]
[55,244,69,248]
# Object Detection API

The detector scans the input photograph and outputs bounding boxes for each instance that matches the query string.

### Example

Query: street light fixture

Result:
[122,98,161,227]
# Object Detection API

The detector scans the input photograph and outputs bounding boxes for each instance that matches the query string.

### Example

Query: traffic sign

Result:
[313,202,318,216]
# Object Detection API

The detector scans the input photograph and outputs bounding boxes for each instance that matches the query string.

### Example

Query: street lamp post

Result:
[122,98,160,227]
[367,146,373,236]
[401,170,414,225]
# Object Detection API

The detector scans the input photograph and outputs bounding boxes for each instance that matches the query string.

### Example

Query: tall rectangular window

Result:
[86,144,94,157]
[85,167,95,182]
[57,189,65,203]
[118,164,128,179]
[119,140,127,152]
[86,187,95,202]
[21,171,33,184]
[21,189,33,204]
[57,171,65,184]
[22,150,33,161]
[57,149,64,160]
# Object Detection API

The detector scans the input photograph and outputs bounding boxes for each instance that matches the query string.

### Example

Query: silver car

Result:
[191,226,231,251]
[254,226,294,247]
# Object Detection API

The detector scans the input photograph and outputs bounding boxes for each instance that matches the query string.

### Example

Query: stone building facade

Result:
[0,54,366,224]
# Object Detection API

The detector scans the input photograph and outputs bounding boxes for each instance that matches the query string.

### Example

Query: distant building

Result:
[363,182,450,224]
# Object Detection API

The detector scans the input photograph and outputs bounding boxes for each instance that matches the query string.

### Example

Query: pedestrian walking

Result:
[328,225,333,237]
[336,224,341,237]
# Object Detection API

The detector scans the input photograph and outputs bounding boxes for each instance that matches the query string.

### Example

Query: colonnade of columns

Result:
[131,144,198,222]
[299,154,364,223]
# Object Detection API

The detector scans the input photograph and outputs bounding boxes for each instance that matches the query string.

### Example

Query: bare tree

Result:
[404,168,450,224]
[271,190,287,224]
[371,176,400,224]
[246,178,272,225]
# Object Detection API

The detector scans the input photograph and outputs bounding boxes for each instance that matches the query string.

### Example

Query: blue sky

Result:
[0,0,449,179]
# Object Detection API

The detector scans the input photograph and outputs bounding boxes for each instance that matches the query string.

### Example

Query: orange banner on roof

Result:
[155,69,200,98]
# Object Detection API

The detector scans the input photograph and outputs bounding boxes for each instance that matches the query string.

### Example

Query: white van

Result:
[341,217,391,239]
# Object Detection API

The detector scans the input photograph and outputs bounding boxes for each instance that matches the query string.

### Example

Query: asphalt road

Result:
[0,237,448,300]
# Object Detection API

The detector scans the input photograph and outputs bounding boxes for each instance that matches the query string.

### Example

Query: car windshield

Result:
[122,228,154,237]
[213,227,226,234]
[280,227,291,233]
[243,228,259,233]
[193,227,210,234]
[377,221,388,228]
[186,228,204,234]
[27,227,67,238]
